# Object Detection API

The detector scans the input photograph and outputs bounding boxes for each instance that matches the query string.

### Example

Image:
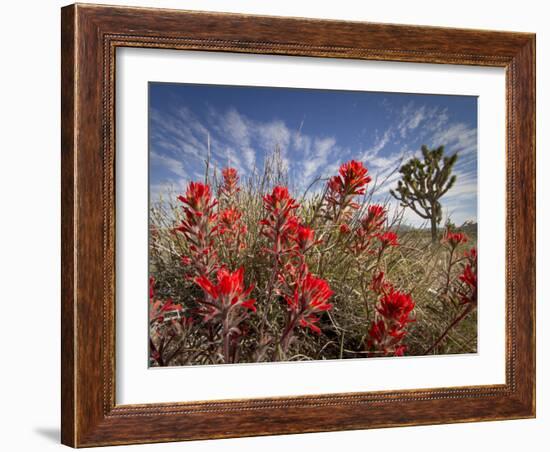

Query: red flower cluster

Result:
[262,186,300,218]
[259,184,333,349]
[443,228,468,248]
[175,182,219,277]
[377,289,415,330]
[377,231,399,249]
[172,169,257,363]
[337,160,372,196]
[285,272,334,334]
[195,267,256,319]
[324,160,371,224]
[369,271,393,296]
[363,205,386,232]
[194,266,256,363]
[367,276,415,356]
[260,186,300,256]
[455,246,477,305]
[216,168,247,254]
[350,204,387,254]
[293,225,319,253]
[218,167,240,201]
[218,207,247,251]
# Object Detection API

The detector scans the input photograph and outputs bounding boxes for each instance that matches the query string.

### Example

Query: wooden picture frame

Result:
[61,3,535,447]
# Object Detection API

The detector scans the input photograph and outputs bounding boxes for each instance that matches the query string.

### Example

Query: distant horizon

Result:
[149,82,478,227]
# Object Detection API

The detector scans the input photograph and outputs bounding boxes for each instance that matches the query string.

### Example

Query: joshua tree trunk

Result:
[430,216,438,244]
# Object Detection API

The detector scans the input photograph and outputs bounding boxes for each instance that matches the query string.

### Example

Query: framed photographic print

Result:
[61,3,536,447]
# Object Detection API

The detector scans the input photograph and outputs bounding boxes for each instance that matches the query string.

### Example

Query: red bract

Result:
[377,231,399,249]
[149,276,156,300]
[457,247,477,305]
[293,225,318,252]
[323,160,371,224]
[339,223,351,234]
[443,229,468,248]
[218,167,240,201]
[338,160,372,196]
[260,186,300,255]
[394,345,407,356]
[175,181,219,277]
[368,287,415,357]
[349,205,388,255]
[218,207,247,251]
[177,182,216,213]
[377,289,415,328]
[368,319,386,343]
[464,246,477,262]
[285,272,334,334]
[362,205,386,232]
[262,186,300,217]
[194,267,256,319]
[195,266,257,364]
[369,271,393,295]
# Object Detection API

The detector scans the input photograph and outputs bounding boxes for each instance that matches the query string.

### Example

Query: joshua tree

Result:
[390,145,458,243]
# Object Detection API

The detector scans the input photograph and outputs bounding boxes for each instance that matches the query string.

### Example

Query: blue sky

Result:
[149,83,477,226]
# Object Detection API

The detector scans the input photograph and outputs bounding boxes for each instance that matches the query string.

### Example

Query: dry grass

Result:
[149,150,477,366]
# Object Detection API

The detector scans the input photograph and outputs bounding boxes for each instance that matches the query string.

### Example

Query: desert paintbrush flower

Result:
[367,288,415,357]
[175,181,219,277]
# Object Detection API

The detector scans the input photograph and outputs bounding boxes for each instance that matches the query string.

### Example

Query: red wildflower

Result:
[177,182,216,214]
[377,231,399,249]
[323,161,371,224]
[362,205,386,234]
[260,186,300,255]
[175,181,219,277]
[464,246,477,262]
[367,287,415,357]
[262,186,300,217]
[457,264,477,305]
[443,229,468,248]
[219,207,241,226]
[218,167,240,201]
[349,205,388,255]
[460,264,476,288]
[338,160,372,196]
[449,246,477,305]
[218,207,247,251]
[293,225,317,252]
[149,276,156,300]
[285,273,334,334]
[370,271,393,295]
[339,223,351,234]
[152,298,183,322]
[368,319,386,344]
[394,345,407,356]
[377,289,415,328]
[194,267,256,320]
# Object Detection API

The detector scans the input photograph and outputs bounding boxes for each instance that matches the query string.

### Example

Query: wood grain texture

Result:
[60,3,536,447]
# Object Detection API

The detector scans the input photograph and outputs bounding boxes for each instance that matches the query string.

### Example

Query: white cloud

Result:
[150,150,188,179]
[150,107,208,161]
[255,120,291,154]
[302,137,337,180]
[396,103,427,138]
[430,122,477,155]
[361,128,392,161]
